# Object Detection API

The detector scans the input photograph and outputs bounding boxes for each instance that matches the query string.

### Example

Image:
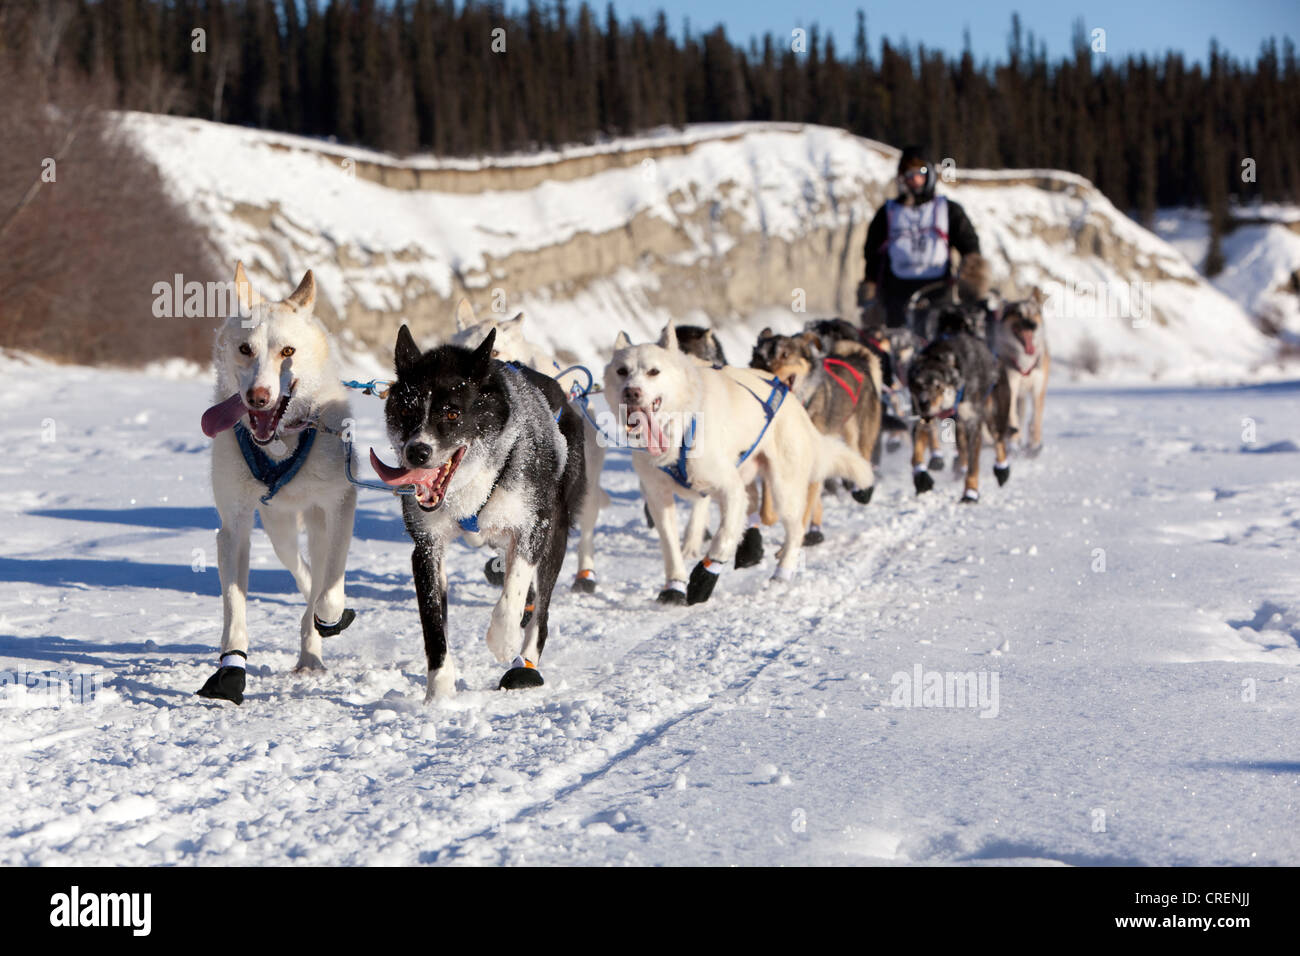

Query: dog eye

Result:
[616,366,628,377]
[280,346,295,358]
[647,368,660,377]
[445,409,460,421]
[491,350,500,358]
[239,343,253,356]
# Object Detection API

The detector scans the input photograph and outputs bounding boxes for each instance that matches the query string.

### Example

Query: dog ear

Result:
[394,324,421,374]
[614,330,632,350]
[470,327,496,377]
[658,322,679,352]
[455,299,476,331]
[759,326,773,339]
[285,270,316,312]
[502,311,524,328]
[234,261,264,313]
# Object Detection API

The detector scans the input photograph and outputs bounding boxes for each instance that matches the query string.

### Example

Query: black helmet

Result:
[897,145,936,202]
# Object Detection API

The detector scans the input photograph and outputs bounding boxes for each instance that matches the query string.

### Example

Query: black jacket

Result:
[862,195,980,301]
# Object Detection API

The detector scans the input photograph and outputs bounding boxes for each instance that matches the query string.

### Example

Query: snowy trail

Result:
[2,358,1299,865]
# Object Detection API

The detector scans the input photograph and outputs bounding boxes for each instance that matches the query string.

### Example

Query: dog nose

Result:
[247,386,271,409]
[623,386,643,405]
[406,442,433,467]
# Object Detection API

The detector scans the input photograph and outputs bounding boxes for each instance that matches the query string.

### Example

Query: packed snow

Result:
[3,351,1299,866]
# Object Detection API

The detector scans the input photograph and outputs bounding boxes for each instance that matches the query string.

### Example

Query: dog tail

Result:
[815,432,874,489]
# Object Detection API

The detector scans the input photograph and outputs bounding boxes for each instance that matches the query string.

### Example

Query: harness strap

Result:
[661,376,787,490]
[234,424,317,505]
[821,358,865,405]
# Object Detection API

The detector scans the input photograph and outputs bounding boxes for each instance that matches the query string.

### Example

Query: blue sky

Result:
[600,0,1297,63]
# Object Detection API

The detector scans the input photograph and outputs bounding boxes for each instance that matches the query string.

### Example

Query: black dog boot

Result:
[572,569,597,593]
[314,608,356,637]
[657,580,688,605]
[803,524,825,547]
[735,527,763,568]
[484,556,505,586]
[994,462,1011,486]
[851,485,875,505]
[928,454,946,472]
[687,559,722,605]
[196,651,247,705]
[913,468,935,495]
[499,656,545,690]
[643,503,655,529]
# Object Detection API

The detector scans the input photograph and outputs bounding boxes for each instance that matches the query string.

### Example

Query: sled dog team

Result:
[196,264,1049,705]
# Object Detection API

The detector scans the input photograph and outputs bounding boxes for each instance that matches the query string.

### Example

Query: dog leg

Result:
[961,421,983,503]
[682,496,711,562]
[642,476,689,604]
[573,427,606,593]
[1030,362,1048,451]
[911,423,934,494]
[803,482,824,546]
[687,476,745,604]
[198,504,255,704]
[487,538,535,663]
[412,541,456,702]
[260,506,311,601]
[299,487,356,668]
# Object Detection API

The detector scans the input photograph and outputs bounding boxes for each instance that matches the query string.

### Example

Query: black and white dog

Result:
[370,326,585,700]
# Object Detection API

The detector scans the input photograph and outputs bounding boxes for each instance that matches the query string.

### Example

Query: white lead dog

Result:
[196,263,357,705]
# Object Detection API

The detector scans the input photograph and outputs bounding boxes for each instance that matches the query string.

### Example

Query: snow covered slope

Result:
[3,354,1300,865]
[120,113,1282,383]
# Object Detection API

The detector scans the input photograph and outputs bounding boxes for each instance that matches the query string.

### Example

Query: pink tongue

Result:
[369,449,439,487]
[643,407,669,457]
[1022,333,1036,355]
[202,393,247,438]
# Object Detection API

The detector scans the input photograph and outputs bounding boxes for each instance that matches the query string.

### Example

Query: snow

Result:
[3,352,1299,865]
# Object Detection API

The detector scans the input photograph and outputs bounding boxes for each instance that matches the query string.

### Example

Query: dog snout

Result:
[246,386,272,409]
[405,442,433,467]
[623,386,643,406]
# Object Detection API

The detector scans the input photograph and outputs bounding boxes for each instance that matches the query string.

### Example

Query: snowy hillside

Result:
[3,354,1300,865]
[119,113,1283,384]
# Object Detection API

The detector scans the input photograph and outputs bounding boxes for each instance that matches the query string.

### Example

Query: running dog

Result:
[606,323,871,604]
[449,303,608,594]
[197,263,357,705]
[907,306,998,502]
[371,326,585,700]
[755,331,883,540]
[992,290,1050,477]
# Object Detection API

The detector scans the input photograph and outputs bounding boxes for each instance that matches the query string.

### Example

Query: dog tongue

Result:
[1021,333,1036,355]
[201,393,246,438]
[369,449,436,487]
[642,407,669,457]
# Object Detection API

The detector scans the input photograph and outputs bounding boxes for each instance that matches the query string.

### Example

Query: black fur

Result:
[387,326,586,685]
[674,325,728,365]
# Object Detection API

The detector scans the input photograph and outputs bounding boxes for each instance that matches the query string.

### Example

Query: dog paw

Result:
[1025,443,1043,459]
[294,653,326,672]
[928,454,946,472]
[994,463,1011,486]
[851,485,875,505]
[735,527,763,568]
[195,666,245,705]
[803,526,825,547]
[314,608,356,637]
[499,657,545,691]
[657,583,688,605]
[572,570,597,593]
[484,556,505,586]
[960,488,980,504]
[424,663,458,702]
[687,560,722,605]
[913,470,935,494]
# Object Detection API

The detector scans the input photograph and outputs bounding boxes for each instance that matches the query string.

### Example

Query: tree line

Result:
[6,1,1299,221]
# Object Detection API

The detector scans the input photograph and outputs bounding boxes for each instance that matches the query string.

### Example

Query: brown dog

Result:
[991,290,1051,481]
[753,331,882,539]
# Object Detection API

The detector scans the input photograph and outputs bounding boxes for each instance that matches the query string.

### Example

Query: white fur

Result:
[211,264,356,672]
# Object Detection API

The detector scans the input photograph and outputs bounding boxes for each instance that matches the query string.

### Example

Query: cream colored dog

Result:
[606,323,871,605]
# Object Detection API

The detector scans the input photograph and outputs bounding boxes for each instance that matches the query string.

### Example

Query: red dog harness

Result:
[822,358,865,406]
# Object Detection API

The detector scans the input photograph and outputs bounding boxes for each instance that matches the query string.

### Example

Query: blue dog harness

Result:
[233,423,317,505]
[660,376,788,490]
